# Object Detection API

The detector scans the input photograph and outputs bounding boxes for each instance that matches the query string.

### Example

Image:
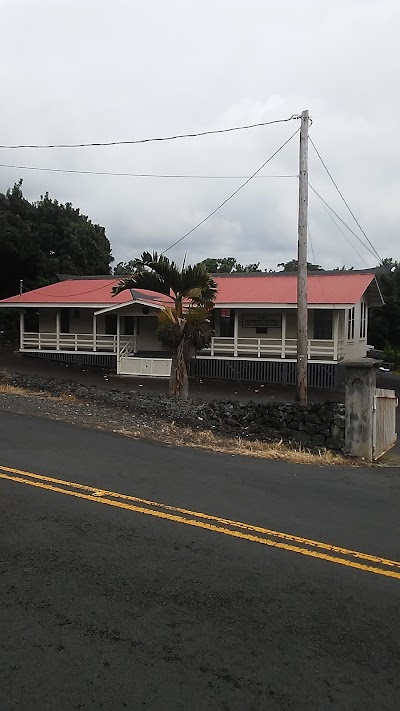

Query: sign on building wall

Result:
[242,315,282,329]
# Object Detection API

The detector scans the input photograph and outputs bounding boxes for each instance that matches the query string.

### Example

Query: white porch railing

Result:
[119,335,137,357]
[22,332,346,362]
[206,336,344,361]
[22,332,132,353]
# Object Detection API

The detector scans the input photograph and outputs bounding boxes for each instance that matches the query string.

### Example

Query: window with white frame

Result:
[360,302,367,339]
[347,306,355,340]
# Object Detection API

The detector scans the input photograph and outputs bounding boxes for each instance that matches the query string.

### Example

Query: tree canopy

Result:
[368,258,400,349]
[113,260,139,275]
[0,181,113,299]
[277,259,323,272]
[200,257,261,273]
[200,257,325,273]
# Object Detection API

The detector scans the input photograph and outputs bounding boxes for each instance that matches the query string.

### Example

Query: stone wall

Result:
[202,400,345,450]
[1,372,345,452]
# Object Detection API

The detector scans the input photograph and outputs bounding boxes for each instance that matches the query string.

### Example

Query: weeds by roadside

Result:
[0,380,353,466]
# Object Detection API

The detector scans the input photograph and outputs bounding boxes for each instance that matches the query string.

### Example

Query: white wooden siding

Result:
[39,309,57,333]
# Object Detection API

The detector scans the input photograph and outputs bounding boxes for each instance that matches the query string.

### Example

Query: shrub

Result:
[383,344,400,369]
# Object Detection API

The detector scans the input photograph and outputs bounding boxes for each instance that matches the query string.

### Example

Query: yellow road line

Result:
[1,468,400,581]
[1,463,399,570]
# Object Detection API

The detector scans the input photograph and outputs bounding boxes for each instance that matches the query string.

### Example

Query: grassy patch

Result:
[0,382,353,466]
[114,422,351,466]
[0,383,37,397]
[0,383,78,403]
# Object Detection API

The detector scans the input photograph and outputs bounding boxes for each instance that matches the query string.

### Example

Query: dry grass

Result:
[0,383,78,403]
[0,382,353,466]
[0,383,36,397]
[114,422,352,466]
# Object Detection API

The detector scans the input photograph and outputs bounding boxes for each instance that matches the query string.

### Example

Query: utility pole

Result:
[296,109,309,404]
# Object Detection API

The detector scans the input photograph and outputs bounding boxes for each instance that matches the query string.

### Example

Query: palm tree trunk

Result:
[169,339,188,399]
[169,352,177,396]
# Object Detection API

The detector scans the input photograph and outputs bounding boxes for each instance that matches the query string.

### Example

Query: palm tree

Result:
[112,252,217,398]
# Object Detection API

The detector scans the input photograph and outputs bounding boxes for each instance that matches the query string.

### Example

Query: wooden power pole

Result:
[296,109,309,404]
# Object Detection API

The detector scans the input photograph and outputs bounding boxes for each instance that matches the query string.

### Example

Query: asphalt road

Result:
[1,412,400,710]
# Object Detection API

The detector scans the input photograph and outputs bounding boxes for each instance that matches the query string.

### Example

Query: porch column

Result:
[233,310,239,356]
[19,310,25,350]
[93,313,97,352]
[56,309,61,351]
[116,314,121,355]
[281,313,286,359]
[134,316,138,352]
[333,311,339,360]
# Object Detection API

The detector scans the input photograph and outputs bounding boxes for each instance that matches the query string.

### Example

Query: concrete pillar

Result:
[341,358,380,460]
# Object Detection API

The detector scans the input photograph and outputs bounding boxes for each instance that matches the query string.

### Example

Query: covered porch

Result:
[18,303,357,364]
[18,303,164,357]
[204,307,349,362]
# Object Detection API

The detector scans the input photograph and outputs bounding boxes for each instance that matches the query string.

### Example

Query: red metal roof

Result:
[214,273,376,304]
[0,279,133,304]
[0,273,377,306]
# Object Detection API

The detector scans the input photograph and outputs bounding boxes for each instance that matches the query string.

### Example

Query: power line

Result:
[309,136,382,263]
[307,225,317,265]
[0,163,298,180]
[308,184,380,263]
[162,127,301,255]
[17,280,120,299]
[306,224,332,305]
[0,115,301,150]
[320,203,369,268]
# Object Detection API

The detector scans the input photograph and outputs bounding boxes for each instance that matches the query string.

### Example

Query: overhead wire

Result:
[0,163,298,179]
[16,280,121,299]
[308,184,380,263]
[320,203,369,268]
[0,115,301,149]
[162,126,301,254]
[307,225,317,265]
[309,136,382,263]
[306,223,332,305]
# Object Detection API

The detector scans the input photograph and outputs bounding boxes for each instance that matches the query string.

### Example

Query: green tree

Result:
[201,257,261,273]
[113,260,140,275]
[0,180,113,299]
[113,252,216,399]
[368,258,400,349]
[277,259,323,272]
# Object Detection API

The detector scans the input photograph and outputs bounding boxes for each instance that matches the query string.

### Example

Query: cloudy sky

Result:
[1,0,399,271]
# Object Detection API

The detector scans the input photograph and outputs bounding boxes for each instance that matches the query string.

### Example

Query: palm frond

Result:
[137,251,182,296]
[112,270,171,296]
[158,306,178,325]
[180,264,217,304]
[112,251,217,305]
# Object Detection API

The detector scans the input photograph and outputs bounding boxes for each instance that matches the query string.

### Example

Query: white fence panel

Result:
[119,357,172,377]
[373,388,398,460]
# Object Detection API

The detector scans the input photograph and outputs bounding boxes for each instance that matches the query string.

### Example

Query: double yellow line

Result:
[1,463,400,581]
